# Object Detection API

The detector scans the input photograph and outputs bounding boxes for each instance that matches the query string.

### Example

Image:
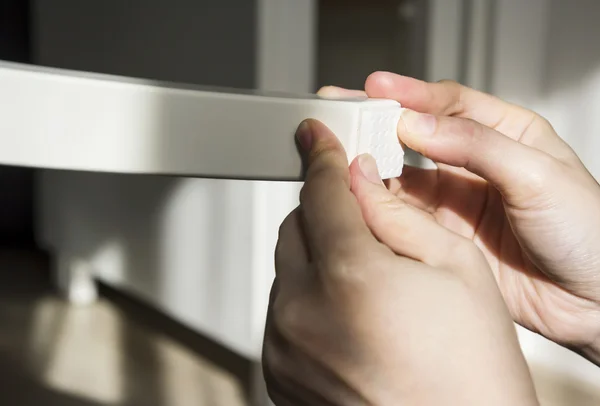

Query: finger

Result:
[365,72,579,163]
[317,86,367,99]
[389,165,492,242]
[350,154,474,269]
[393,166,440,213]
[397,109,562,204]
[296,119,373,261]
[275,208,310,279]
[382,166,442,214]
[365,71,525,126]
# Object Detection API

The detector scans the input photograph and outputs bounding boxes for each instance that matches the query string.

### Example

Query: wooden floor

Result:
[0,250,251,406]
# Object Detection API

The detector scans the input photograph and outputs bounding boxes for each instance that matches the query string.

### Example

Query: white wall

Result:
[532,0,600,180]
[489,0,600,179]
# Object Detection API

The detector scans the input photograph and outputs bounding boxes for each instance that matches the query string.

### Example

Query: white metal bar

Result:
[0,61,401,180]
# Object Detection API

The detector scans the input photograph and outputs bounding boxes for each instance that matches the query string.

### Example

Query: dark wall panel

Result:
[0,0,35,247]
[32,0,257,88]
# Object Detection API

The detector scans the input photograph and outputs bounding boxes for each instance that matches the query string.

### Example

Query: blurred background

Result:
[1,0,600,405]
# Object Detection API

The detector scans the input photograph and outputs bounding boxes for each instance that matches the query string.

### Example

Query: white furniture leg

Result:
[54,252,98,306]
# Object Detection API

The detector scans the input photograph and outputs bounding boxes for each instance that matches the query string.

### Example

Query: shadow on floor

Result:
[0,249,251,406]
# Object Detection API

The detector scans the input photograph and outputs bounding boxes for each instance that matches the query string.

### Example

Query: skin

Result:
[263,72,600,404]
[263,120,540,405]
[321,73,600,365]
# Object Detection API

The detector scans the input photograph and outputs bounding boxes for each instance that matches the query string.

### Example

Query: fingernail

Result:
[318,86,343,98]
[296,120,313,151]
[358,154,382,184]
[400,110,436,136]
[318,86,367,100]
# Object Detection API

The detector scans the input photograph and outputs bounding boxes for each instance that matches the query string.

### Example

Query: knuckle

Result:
[274,210,300,266]
[366,197,411,231]
[273,296,308,340]
[299,179,318,207]
[436,78,458,86]
[531,112,554,133]
[538,115,553,131]
[378,197,412,221]
[523,154,559,194]
[436,79,465,113]
[436,79,461,99]
[299,176,325,206]
[309,164,337,185]
[298,183,310,206]
[449,117,483,141]
[310,139,344,162]
[277,210,297,241]
[319,239,372,286]
[363,191,405,218]
[322,245,358,273]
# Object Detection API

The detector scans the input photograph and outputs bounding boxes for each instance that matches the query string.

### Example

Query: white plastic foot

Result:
[54,253,98,306]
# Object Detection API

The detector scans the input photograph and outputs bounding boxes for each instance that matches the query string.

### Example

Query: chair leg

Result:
[53,252,98,306]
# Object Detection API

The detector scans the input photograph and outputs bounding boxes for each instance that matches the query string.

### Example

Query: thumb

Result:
[397,109,561,204]
[350,154,475,269]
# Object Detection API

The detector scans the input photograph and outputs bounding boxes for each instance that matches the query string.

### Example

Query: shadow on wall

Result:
[317,0,424,90]
[541,0,600,96]
[31,0,256,88]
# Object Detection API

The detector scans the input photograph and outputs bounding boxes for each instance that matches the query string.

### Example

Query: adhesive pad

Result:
[354,100,404,179]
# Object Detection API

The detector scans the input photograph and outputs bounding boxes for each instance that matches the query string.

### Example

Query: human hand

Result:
[319,72,600,364]
[262,119,539,405]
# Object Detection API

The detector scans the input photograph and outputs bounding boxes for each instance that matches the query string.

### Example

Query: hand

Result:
[262,119,539,405]
[320,72,600,364]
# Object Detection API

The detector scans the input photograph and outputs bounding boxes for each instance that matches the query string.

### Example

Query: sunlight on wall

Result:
[532,67,600,180]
